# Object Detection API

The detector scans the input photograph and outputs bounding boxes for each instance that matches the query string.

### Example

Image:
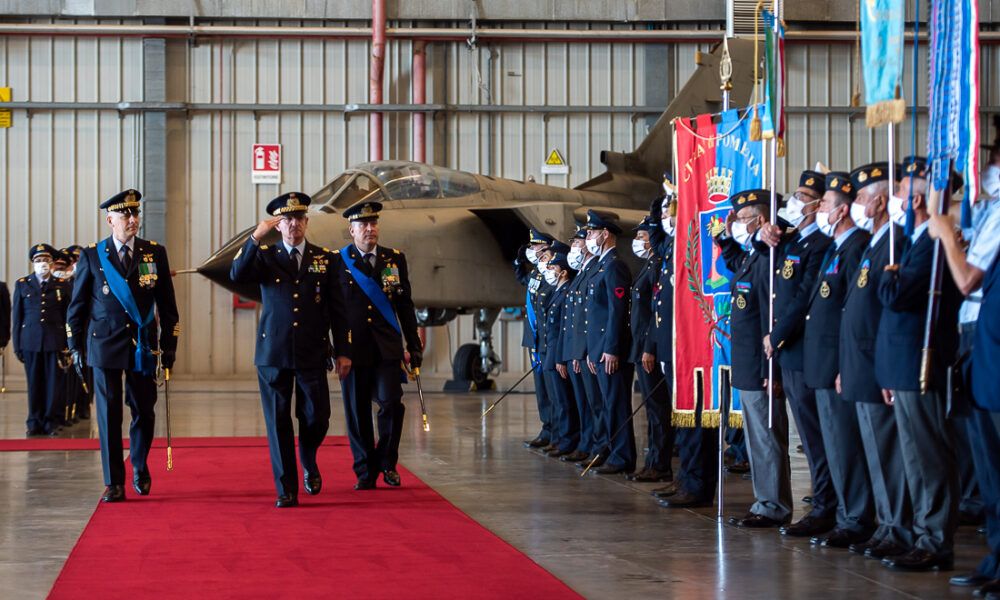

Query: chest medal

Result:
[857,259,871,289]
[735,295,747,310]
[819,281,831,298]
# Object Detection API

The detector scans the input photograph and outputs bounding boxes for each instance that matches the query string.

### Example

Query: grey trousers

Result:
[893,389,959,555]
[855,401,914,548]
[738,388,793,521]
[815,388,874,533]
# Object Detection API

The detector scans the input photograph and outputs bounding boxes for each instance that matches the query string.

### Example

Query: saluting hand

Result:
[759,223,782,248]
[251,217,282,242]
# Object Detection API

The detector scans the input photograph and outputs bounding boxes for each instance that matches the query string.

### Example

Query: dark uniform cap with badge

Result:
[50,249,70,266]
[824,172,856,200]
[63,245,83,260]
[798,170,826,196]
[729,188,782,210]
[582,209,623,235]
[528,228,555,245]
[342,199,382,222]
[548,240,571,255]
[267,191,312,217]
[100,189,142,213]
[571,226,587,241]
[849,162,894,193]
[549,252,571,270]
[29,243,57,261]
[901,155,964,192]
[633,215,657,232]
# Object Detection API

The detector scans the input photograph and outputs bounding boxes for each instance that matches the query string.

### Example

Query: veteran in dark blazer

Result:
[231,191,351,508]
[67,190,179,503]
[334,200,422,491]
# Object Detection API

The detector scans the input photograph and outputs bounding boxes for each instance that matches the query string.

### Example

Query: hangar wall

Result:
[0,18,998,377]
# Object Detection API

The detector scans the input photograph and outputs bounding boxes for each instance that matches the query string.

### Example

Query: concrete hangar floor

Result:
[0,376,984,599]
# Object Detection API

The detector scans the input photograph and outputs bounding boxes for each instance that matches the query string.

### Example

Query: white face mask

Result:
[567,247,585,270]
[731,222,752,248]
[543,268,560,286]
[52,270,66,279]
[632,239,651,259]
[889,195,907,227]
[525,247,539,265]
[536,260,549,274]
[850,202,873,232]
[585,237,602,256]
[662,218,675,237]
[34,262,50,277]
[784,194,818,228]
[816,210,840,237]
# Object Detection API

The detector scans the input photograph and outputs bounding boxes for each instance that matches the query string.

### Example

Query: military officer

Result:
[798,172,874,548]
[13,244,70,436]
[0,277,9,363]
[717,189,792,528]
[334,200,421,491]
[515,229,555,449]
[560,228,603,465]
[627,215,674,482]
[539,250,579,457]
[67,190,180,502]
[230,192,351,507]
[875,157,963,571]
[62,245,92,421]
[839,163,911,560]
[582,210,636,475]
[758,170,836,537]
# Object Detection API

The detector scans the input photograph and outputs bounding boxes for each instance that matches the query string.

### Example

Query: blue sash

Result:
[341,244,401,335]
[96,239,156,375]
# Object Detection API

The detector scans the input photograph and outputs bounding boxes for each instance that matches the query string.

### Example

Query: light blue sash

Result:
[97,239,156,375]
[341,244,401,335]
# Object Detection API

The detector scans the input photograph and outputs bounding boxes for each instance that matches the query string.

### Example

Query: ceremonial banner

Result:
[672,108,763,428]
[861,0,906,127]
[927,0,980,223]
[760,9,786,155]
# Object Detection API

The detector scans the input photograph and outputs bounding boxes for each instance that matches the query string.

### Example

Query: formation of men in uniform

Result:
[516,148,1000,596]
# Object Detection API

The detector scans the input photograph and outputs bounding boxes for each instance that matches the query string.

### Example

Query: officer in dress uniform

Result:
[626,215,674,483]
[539,250,579,457]
[582,210,636,475]
[13,244,70,436]
[67,190,180,502]
[875,157,963,571]
[515,229,555,449]
[560,228,603,466]
[231,192,351,507]
[839,163,912,560]
[0,277,9,368]
[49,249,75,426]
[334,200,421,491]
[715,189,792,528]
[63,245,92,421]
[798,172,874,548]
[758,170,837,537]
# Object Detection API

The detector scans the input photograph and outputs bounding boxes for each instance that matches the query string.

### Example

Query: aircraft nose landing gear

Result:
[445,308,501,392]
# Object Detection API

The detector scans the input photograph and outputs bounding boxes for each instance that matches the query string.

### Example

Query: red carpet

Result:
[0,436,347,452]
[48,440,580,599]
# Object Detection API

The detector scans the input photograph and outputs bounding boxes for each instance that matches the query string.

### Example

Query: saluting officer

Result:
[539,249,579,457]
[14,244,70,436]
[515,229,555,449]
[335,201,422,490]
[839,163,911,560]
[582,210,636,475]
[231,192,351,507]
[875,157,963,571]
[758,170,836,537]
[67,190,180,502]
[717,189,792,528]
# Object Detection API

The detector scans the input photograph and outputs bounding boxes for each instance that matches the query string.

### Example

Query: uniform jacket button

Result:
[293,322,299,327]
[293,293,299,298]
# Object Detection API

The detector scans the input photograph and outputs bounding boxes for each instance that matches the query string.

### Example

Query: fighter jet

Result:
[197,39,755,385]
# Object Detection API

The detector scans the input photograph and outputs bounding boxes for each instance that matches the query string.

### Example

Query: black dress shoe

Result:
[275,493,298,508]
[848,538,881,556]
[382,469,401,487]
[651,483,680,499]
[546,447,572,458]
[354,478,376,491]
[801,495,814,505]
[882,548,954,571]
[101,485,125,503]
[594,464,628,475]
[46,428,61,437]
[625,469,649,481]
[951,572,994,587]
[658,491,710,508]
[727,512,754,526]
[780,514,835,537]
[725,460,750,474]
[632,469,673,483]
[976,580,1000,598]
[560,450,590,463]
[732,513,785,528]
[77,409,91,419]
[811,528,872,548]
[960,510,986,526]
[304,472,322,495]
[576,455,606,470]
[132,472,151,496]
[524,436,550,449]
[865,540,908,559]
[25,427,44,437]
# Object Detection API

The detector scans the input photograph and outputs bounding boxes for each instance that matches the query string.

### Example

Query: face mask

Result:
[784,194,818,227]
[34,262,50,277]
[525,247,539,265]
[632,239,651,258]
[567,247,585,270]
[543,269,560,286]
[731,222,752,248]
[585,238,602,256]
[889,195,907,227]
[536,260,549,274]
[662,218,675,237]
[52,270,66,279]
[816,210,841,237]
[850,202,873,232]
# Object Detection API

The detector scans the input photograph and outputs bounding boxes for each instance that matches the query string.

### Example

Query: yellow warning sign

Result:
[541,148,569,175]
[0,87,10,129]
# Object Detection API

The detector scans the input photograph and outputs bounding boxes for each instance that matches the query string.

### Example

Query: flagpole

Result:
[888,124,896,264]
[766,0,780,430]
[717,33,733,520]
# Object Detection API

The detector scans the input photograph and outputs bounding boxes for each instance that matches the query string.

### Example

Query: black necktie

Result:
[120,246,131,271]
[365,253,376,273]
[290,247,300,271]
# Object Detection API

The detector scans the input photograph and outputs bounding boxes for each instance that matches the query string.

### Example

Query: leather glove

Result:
[71,349,84,368]
[513,244,529,269]
[161,350,176,370]
[408,350,423,370]
[649,195,664,219]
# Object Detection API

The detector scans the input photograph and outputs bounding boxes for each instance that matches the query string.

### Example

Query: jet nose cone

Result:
[197,227,262,301]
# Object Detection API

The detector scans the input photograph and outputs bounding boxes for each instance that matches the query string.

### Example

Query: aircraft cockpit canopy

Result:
[315,161,480,212]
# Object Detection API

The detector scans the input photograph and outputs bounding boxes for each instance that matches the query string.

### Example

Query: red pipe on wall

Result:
[412,40,427,163]
[369,0,386,161]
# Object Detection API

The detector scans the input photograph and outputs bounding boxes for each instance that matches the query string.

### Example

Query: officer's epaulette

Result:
[88,243,96,248]
[18,277,26,283]
[150,241,158,246]
[332,249,340,254]
[392,248,400,255]
[260,244,270,250]
[322,247,330,253]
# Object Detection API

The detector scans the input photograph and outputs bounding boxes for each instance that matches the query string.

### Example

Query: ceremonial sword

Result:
[581,374,667,477]
[481,364,537,418]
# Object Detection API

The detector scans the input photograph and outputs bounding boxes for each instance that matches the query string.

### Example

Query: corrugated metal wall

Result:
[1,19,997,377]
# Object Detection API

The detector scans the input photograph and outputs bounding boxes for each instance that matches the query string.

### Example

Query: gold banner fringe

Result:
[749,106,762,141]
[776,137,786,157]
[701,411,722,429]
[672,411,697,428]
[728,412,744,429]
[865,99,906,128]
